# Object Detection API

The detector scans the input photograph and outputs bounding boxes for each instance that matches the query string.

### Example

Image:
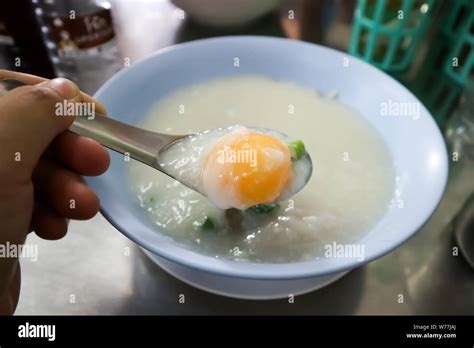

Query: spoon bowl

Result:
[156,125,313,203]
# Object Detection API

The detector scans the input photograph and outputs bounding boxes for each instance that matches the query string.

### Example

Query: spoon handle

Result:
[0,79,181,166]
[70,115,180,166]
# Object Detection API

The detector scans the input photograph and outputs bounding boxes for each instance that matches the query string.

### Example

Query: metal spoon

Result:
[0,78,312,202]
[0,78,181,169]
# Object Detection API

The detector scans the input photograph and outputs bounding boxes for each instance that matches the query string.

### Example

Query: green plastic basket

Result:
[349,0,473,128]
[349,0,438,73]
[409,0,473,126]
[440,0,474,85]
[408,34,463,127]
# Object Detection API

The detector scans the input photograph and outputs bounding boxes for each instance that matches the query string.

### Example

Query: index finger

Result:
[0,69,108,115]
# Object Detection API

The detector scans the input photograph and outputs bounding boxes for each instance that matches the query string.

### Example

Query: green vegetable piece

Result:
[249,203,279,214]
[201,216,215,230]
[288,140,306,160]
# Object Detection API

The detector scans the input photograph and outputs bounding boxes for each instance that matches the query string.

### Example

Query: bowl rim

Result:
[92,35,449,280]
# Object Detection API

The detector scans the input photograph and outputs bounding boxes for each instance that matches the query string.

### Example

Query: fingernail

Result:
[44,78,79,100]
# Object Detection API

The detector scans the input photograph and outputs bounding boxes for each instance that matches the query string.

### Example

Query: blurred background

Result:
[0,0,473,314]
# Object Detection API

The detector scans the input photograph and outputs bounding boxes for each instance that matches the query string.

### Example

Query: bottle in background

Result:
[0,18,15,70]
[32,0,123,93]
[0,0,56,77]
[445,80,474,164]
[444,79,474,213]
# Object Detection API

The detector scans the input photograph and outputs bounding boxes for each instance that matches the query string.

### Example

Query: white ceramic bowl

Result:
[87,36,448,297]
[171,0,282,27]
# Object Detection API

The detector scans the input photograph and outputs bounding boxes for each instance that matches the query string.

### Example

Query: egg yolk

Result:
[202,129,292,210]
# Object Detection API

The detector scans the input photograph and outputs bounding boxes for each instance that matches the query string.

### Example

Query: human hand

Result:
[0,70,110,314]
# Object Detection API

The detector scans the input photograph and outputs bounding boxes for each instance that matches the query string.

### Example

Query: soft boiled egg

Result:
[202,127,292,209]
[157,125,312,210]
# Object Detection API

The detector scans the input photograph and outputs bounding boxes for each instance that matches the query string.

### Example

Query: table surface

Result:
[15,0,474,315]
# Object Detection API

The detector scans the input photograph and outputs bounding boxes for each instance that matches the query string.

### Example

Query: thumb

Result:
[0,78,81,182]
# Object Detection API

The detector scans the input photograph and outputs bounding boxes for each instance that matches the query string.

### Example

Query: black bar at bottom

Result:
[0,315,472,345]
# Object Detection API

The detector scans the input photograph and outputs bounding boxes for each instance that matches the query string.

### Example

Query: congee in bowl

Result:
[128,75,395,263]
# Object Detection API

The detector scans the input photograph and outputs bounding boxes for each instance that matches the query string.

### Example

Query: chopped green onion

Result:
[288,140,306,160]
[200,216,215,230]
[249,203,280,214]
